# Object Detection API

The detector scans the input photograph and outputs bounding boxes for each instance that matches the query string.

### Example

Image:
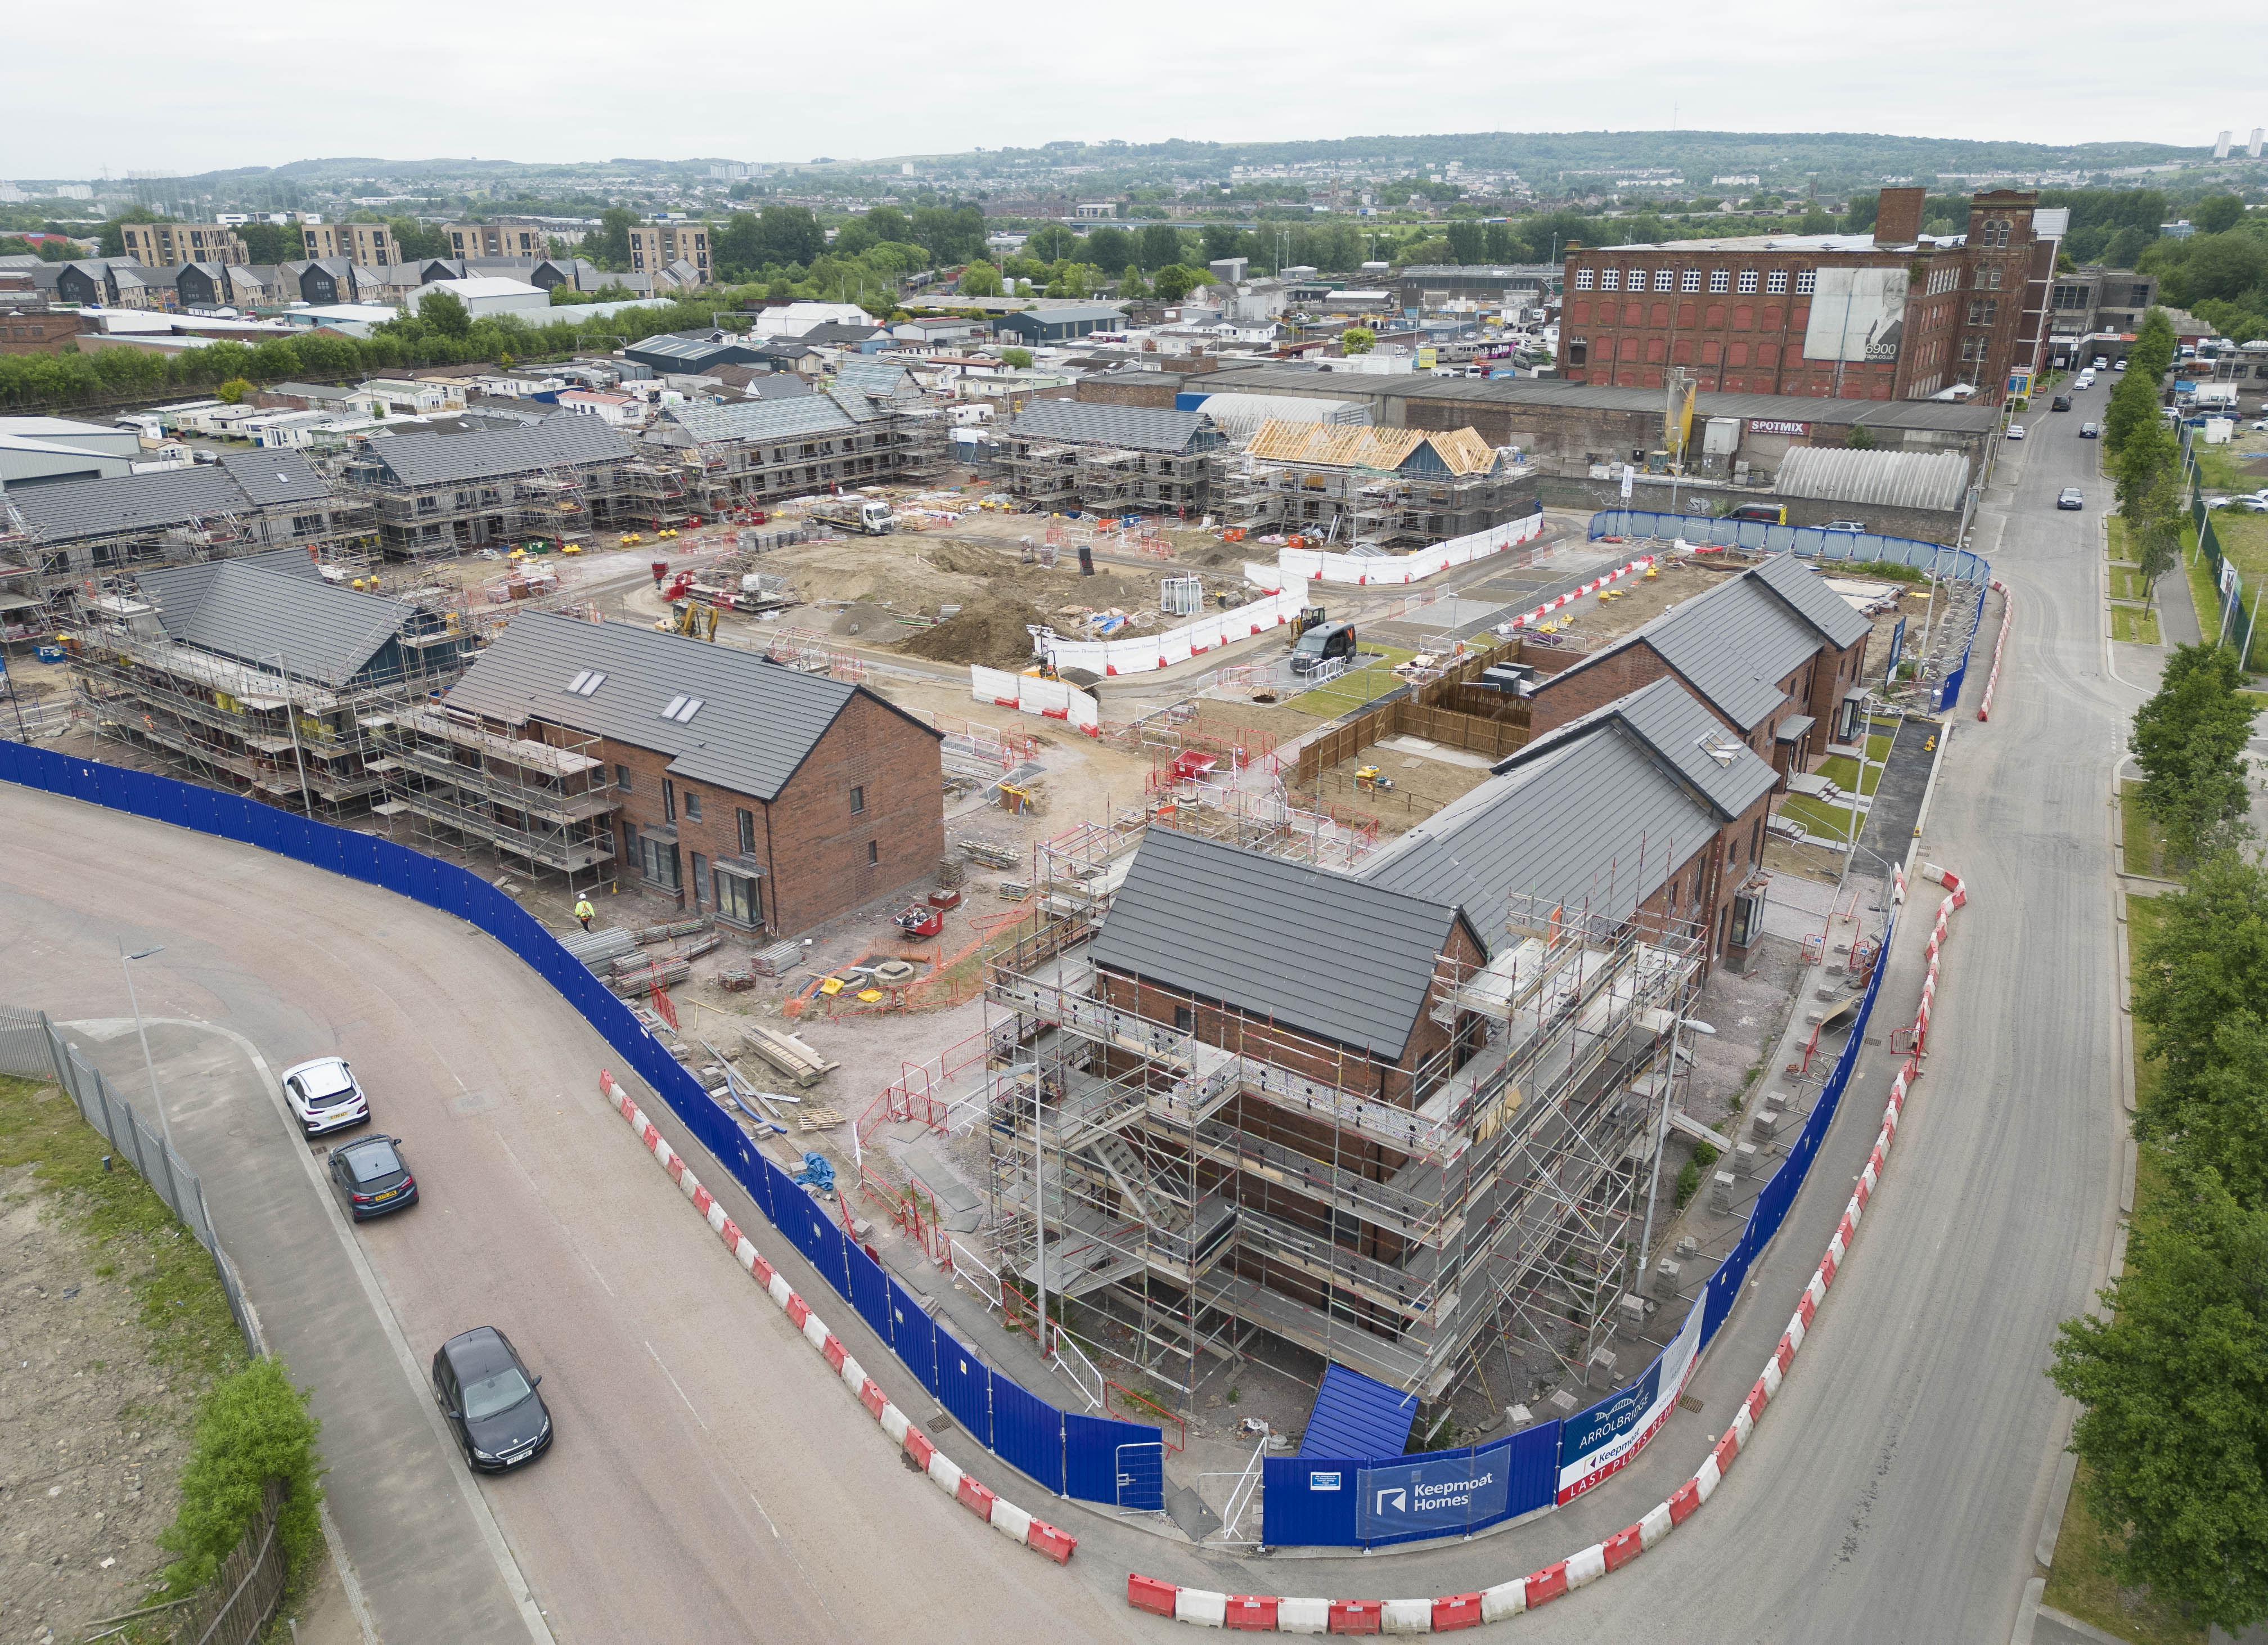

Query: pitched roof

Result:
[1000,303,1126,325]
[133,556,419,686]
[1361,678,1774,938]
[8,450,328,542]
[1538,557,1860,731]
[439,609,937,801]
[353,416,629,487]
[1005,398,1219,454]
[660,395,856,444]
[1088,828,1470,1058]
[1772,447,1970,513]
[1243,420,1496,475]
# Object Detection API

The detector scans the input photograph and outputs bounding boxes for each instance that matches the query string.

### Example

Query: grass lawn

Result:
[2192,441,2250,493]
[2118,780,2174,880]
[2181,523,2228,654]
[1776,793,1861,844]
[2107,516,2134,564]
[2038,893,2204,1645]
[1814,754,1883,795]
[2110,605,2163,644]
[1292,644,1416,716]
[2107,567,2150,601]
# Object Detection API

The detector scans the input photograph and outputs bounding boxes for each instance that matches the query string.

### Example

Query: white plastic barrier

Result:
[1037,581,1311,677]
[970,666,1101,735]
[1276,511,1549,587]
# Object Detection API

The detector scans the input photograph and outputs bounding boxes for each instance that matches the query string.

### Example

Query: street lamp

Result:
[119,941,173,1152]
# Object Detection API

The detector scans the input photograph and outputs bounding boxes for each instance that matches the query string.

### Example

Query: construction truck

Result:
[808,496,896,536]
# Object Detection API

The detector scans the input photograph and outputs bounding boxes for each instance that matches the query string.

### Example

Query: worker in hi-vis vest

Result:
[574,897,596,932]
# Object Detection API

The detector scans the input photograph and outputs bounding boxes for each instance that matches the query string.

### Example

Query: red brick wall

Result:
[1524,641,1682,738]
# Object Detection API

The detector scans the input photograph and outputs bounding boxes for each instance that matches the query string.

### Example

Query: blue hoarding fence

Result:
[1585,510,1991,586]
[0,742,1158,1514]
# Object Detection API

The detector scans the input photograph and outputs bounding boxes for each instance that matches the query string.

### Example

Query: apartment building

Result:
[302,222,402,267]
[444,221,551,260]
[627,223,710,284]
[120,222,251,269]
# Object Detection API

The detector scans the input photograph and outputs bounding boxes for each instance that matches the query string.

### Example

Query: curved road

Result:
[0,397,2136,1640]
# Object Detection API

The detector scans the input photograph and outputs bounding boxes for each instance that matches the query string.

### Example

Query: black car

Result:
[432,1327,552,1472]
[2051,395,2073,411]
[326,1134,417,1221]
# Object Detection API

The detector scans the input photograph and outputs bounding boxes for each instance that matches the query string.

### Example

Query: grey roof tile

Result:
[1089,828,1466,1058]
[134,558,424,686]
[8,450,329,543]
[440,610,937,801]
[1005,399,1221,454]
[1749,549,1874,650]
[357,417,629,487]
[660,397,857,444]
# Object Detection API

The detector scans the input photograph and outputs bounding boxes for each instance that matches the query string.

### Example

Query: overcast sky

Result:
[1,0,2230,179]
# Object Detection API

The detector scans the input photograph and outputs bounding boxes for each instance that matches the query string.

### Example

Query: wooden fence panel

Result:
[170,1481,287,1645]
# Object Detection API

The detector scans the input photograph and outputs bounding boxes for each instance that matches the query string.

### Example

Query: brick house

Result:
[1523,554,1873,788]
[439,611,943,936]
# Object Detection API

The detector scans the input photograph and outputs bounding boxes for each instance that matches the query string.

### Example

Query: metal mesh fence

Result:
[0,1001,257,1355]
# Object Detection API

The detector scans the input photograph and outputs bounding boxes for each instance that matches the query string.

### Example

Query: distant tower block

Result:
[2252,128,2265,160]
[2214,130,2233,160]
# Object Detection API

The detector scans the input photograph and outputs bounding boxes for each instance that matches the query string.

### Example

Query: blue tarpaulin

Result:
[1298,1363,1419,1460]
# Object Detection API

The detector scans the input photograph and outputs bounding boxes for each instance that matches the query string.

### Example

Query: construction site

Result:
[1216,421,1536,551]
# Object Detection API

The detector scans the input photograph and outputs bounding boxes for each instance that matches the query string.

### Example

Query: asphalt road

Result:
[0,410,2145,1640]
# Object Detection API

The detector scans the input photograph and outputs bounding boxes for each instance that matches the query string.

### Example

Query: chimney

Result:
[1874,186,1925,246]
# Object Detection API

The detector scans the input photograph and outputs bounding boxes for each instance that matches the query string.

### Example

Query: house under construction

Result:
[67,548,475,816]
[996,400,1226,516]
[1218,420,1532,550]
[972,677,1780,1417]
[334,416,649,559]
[637,362,946,516]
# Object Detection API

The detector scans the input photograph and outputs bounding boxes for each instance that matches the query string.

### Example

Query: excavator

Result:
[654,597,718,641]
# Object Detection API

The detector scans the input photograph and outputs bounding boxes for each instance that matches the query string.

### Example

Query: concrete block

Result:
[1617,1294,1649,1336]
[1752,1107,1781,1140]
[1505,1403,1533,1431]
[1586,1347,1617,1388]
[1732,1141,1759,1179]
[1546,1388,1579,1418]
[1709,1170,1736,1215]
[1673,1234,1699,1261]
[1652,1257,1683,1297]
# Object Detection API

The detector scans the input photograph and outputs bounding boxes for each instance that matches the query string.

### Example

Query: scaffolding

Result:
[338,452,627,560]
[972,888,1704,1418]
[1006,440,1080,508]
[368,705,616,887]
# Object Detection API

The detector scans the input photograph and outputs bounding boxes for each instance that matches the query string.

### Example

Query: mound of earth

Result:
[896,595,1056,669]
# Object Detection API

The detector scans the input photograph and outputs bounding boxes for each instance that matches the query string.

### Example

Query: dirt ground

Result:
[1519,552,1736,648]
[1293,744,1495,836]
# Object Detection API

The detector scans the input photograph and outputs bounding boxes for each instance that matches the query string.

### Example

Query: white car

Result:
[281,1056,371,1136]
[2251,418,2268,432]
[2006,424,2026,440]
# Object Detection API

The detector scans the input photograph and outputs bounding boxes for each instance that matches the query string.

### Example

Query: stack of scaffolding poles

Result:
[1126,865,1969,1631]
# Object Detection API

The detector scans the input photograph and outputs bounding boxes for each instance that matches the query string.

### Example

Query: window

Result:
[663,779,676,822]
[849,785,865,815]
[1600,269,1621,292]
[683,791,701,822]
[639,832,681,890]
[690,851,707,906]
[1738,270,1759,294]
[737,807,756,855]
[1574,268,1595,290]
[566,669,606,696]
[1681,268,1701,293]
[1173,1004,1195,1033]
[659,695,703,723]
[615,763,632,792]
[713,865,762,928]
[1709,268,1730,293]
[1653,269,1676,292]
[1794,271,1817,295]
[866,840,879,866]
[1986,267,2002,290]
[1766,271,1789,295]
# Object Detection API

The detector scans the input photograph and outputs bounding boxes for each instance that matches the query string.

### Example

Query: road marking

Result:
[75,1016,560,1645]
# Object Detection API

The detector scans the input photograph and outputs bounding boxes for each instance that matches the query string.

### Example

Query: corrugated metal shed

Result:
[358,417,630,487]
[134,559,422,687]
[1005,399,1221,455]
[1749,551,1874,650]
[1088,828,1468,1058]
[1774,447,1969,512]
[440,609,938,802]
[1362,679,1767,940]
[1298,1363,1419,1459]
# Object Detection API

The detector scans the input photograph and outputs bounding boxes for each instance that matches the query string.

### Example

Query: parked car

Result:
[2094,356,2109,369]
[432,1327,552,1472]
[2006,424,2026,440]
[1726,502,1788,525]
[326,1134,417,1220]
[280,1056,369,1136]
[2232,497,2268,514]
[2081,422,2100,438]
[2057,488,2085,510]
[2251,419,2268,432]
[1821,520,1869,533]
[2051,395,2073,412]
[2114,358,2127,370]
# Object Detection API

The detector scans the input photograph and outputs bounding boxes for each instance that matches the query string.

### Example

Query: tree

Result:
[1340,326,1376,355]
[2103,368,2162,454]
[1025,223,1079,264]
[215,377,254,404]
[387,217,452,261]
[237,222,298,264]
[1116,266,1150,300]
[1000,347,1032,369]
[832,217,879,259]
[2049,1163,2268,1633]
[1444,220,1484,265]
[1797,206,1834,235]
[755,206,824,268]
[158,1359,324,1598]
[2182,235,2268,305]
[957,260,1003,297]
[1137,224,1184,272]
[2194,194,2248,236]
[1084,226,1135,276]
[714,211,764,281]
[1482,222,1525,263]
[2129,643,2260,864]
[1845,423,1876,450]
[2132,307,2178,380]
[1151,264,1202,303]
[591,208,636,271]
[418,287,472,339]
[1200,223,1247,263]
[864,205,912,246]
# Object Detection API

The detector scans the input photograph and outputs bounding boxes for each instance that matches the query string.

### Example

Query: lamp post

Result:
[119,941,172,1151]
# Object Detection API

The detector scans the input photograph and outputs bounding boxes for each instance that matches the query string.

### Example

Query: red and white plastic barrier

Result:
[1500,556,1657,634]
[1978,578,2011,722]
[1126,869,1969,1629]
[1038,581,1311,677]
[1270,511,1550,588]
[969,666,1101,736]
[598,1072,1077,1568]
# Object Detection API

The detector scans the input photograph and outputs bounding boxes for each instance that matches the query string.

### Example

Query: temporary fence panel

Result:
[1039,582,1311,677]
[846,1246,895,1348]
[889,1279,940,1393]
[1113,1441,1167,1514]
[1278,509,1548,587]
[1065,1413,1164,1506]
[1586,510,1993,585]
[934,1325,994,1448]
[969,666,1102,735]
[1262,1454,1364,1546]
[1555,1302,1704,1504]
[991,1373,1067,1496]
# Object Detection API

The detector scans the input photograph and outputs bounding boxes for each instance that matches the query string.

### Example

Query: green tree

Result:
[714,211,763,281]
[755,205,824,267]
[1137,224,1184,272]
[864,205,912,246]
[418,287,472,339]
[1151,264,1202,303]
[2131,852,2268,1148]
[831,217,879,259]
[158,1359,324,1597]
[1117,266,1150,300]
[1026,223,1078,263]
[2194,194,2248,236]
[2132,307,2177,380]
[1444,220,1484,264]
[591,208,636,271]
[1482,222,1524,263]
[1846,423,1876,450]
[1797,206,1834,235]
[1200,223,1247,263]
[2103,368,2162,454]
[214,377,254,404]
[1084,226,1135,275]
[2129,643,2260,863]
[386,217,452,261]
[957,260,1003,297]
[1000,347,1033,369]
[1340,326,1376,355]
[2049,1162,2268,1633]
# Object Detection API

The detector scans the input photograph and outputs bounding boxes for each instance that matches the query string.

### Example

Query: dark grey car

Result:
[432,1327,552,1472]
